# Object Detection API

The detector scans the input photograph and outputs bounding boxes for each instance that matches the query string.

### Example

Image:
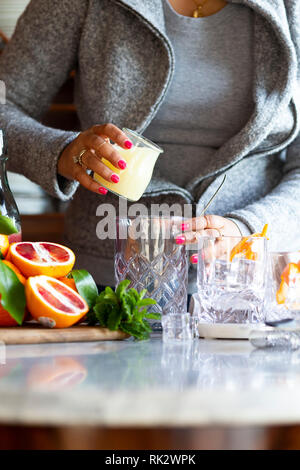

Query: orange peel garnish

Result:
[230,224,268,262]
[276,261,300,306]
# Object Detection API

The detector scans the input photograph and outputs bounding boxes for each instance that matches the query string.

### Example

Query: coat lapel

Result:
[114,0,167,33]
[113,0,175,132]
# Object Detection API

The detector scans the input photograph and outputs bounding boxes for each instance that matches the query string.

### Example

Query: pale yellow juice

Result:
[94,145,161,201]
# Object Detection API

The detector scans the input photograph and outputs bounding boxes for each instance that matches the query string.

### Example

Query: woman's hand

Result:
[175,215,241,263]
[58,124,133,195]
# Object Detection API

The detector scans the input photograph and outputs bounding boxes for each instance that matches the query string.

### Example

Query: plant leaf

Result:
[70,269,98,309]
[137,298,157,308]
[144,312,161,320]
[141,319,153,332]
[103,286,119,305]
[0,215,18,235]
[120,292,136,321]
[93,302,111,327]
[104,286,115,296]
[138,289,147,300]
[116,279,131,298]
[95,290,106,305]
[0,260,26,325]
[128,288,140,302]
[106,304,122,331]
[120,321,150,340]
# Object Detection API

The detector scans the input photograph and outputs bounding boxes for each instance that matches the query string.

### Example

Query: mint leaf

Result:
[137,298,157,308]
[0,260,26,325]
[103,286,119,305]
[144,312,161,320]
[128,288,140,302]
[107,304,122,331]
[138,289,147,300]
[70,269,98,309]
[141,319,153,332]
[120,292,136,321]
[0,215,18,235]
[104,286,115,296]
[95,290,106,305]
[120,320,150,340]
[93,302,111,326]
[116,279,131,298]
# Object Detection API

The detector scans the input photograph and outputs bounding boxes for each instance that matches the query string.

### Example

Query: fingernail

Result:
[181,223,190,231]
[124,140,133,149]
[111,174,120,184]
[99,187,108,195]
[191,254,198,264]
[118,159,127,170]
[175,235,185,245]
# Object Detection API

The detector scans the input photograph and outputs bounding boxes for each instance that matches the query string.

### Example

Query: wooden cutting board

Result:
[0,323,129,345]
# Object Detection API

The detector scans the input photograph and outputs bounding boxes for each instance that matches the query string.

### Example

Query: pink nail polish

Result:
[111,174,120,184]
[181,223,190,231]
[191,254,198,264]
[175,235,185,245]
[118,160,127,170]
[99,187,108,195]
[124,140,133,149]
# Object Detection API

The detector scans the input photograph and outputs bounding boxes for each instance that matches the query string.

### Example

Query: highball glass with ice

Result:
[197,236,268,324]
[265,251,300,322]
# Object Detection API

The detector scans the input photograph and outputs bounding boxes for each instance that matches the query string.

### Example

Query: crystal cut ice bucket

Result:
[115,216,188,316]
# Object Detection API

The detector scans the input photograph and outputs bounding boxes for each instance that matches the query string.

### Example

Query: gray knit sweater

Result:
[0,0,299,285]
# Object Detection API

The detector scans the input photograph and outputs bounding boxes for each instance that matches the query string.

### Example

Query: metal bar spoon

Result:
[196,174,227,217]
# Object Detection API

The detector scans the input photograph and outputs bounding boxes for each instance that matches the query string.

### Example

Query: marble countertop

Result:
[0,334,300,427]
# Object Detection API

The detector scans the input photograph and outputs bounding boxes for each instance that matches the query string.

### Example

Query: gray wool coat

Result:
[0,0,299,285]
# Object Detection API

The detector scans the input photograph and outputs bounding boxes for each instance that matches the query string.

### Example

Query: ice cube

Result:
[162,313,193,342]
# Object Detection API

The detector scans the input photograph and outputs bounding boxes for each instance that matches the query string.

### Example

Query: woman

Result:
[0,0,299,289]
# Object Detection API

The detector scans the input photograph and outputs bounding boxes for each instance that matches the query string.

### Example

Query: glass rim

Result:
[123,128,163,153]
[197,235,268,240]
[269,251,300,255]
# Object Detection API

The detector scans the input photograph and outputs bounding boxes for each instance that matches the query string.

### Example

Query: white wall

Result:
[0,0,30,38]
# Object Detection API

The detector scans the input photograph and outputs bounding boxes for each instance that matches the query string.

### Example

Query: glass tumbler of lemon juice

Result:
[93,128,163,201]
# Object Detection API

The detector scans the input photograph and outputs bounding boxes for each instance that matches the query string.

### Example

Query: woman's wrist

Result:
[226,218,251,237]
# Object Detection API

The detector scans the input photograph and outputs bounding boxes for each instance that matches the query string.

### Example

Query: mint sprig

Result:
[88,280,160,340]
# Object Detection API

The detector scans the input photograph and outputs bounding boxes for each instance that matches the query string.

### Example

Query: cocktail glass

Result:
[94,128,163,201]
[197,236,268,324]
[265,252,300,322]
[115,216,188,316]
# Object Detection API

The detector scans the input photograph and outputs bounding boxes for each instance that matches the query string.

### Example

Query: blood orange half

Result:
[25,276,89,328]
[9,242,75,278]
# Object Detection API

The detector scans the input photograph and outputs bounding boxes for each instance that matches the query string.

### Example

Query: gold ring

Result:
[73,149,87,167]
[98,137,110,149]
